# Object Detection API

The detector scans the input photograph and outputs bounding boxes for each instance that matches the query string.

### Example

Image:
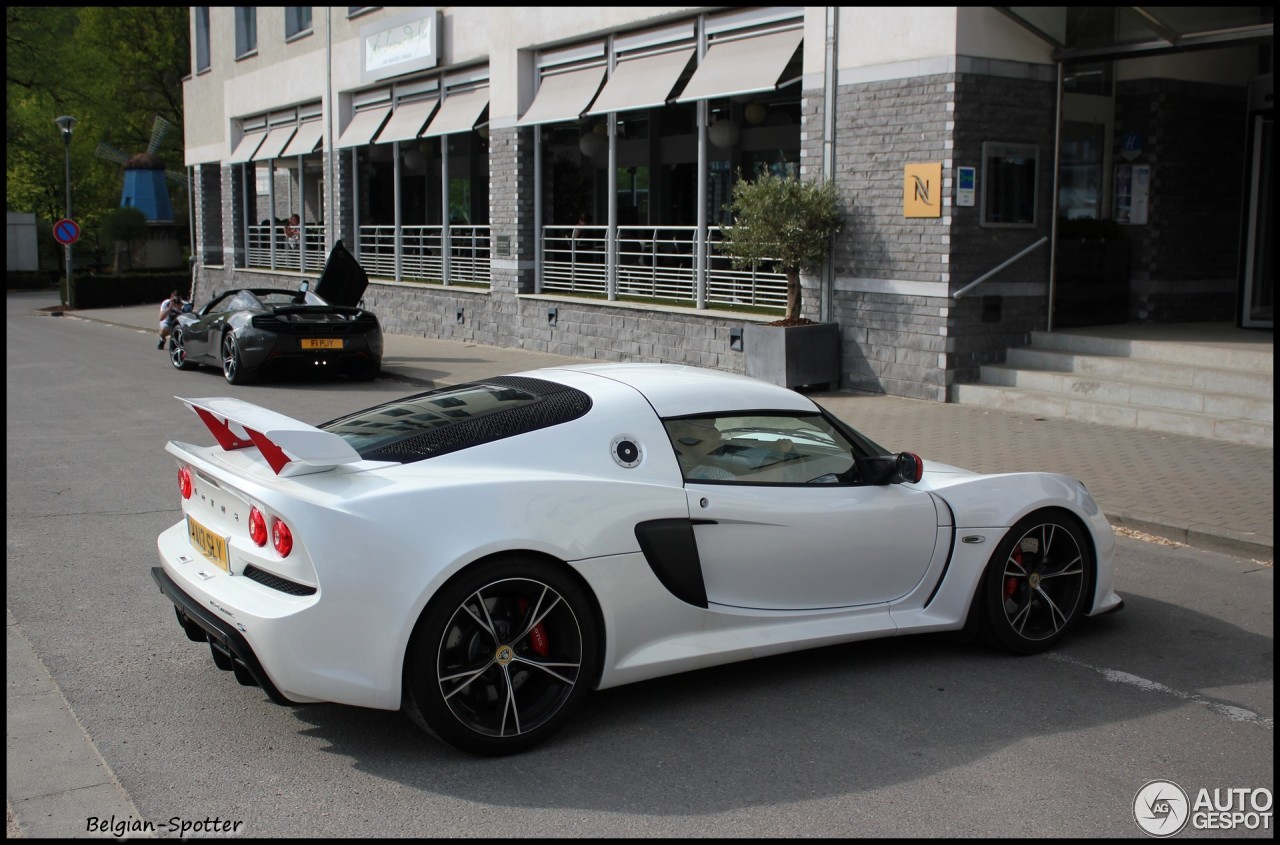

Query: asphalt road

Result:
[6,293,1273,838]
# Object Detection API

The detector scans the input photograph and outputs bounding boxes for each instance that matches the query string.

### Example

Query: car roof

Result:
[524,363,820,418]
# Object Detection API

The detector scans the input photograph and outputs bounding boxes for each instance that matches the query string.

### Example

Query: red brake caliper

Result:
[517,598,549,657]
[1004,547,1022,600]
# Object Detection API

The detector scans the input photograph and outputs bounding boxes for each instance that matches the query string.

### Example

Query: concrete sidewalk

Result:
[46,297,1275,561]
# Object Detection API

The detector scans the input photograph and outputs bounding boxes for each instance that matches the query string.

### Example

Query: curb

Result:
[1107,511,1272,562]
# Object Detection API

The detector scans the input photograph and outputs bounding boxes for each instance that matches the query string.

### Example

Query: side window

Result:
[663,414,858,485]
[205,292,235,314]
[222,291,257,312]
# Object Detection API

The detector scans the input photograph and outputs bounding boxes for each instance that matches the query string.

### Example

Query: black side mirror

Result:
[299,280,310,294]
[860,452,924,485]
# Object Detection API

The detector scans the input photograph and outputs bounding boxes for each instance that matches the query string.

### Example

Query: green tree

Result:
[6,7,189,252]
[718,172,842,324]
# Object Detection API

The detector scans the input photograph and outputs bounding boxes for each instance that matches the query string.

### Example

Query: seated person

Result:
[665,419,735,481]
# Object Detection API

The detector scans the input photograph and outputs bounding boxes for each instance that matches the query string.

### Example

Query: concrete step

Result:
[1005,347,1273,400]
[951,382,1273,447]
[951,324,1274,447]
[979,364,1274,421]
[1029,329,1274,374]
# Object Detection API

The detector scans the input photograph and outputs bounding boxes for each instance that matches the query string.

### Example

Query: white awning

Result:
[516,65,606,126]
[281,120,323,156]
[585,48,695,116]
[421,89,489,137]
[374,99,439,144]
[226,132,266,164]
[335,106,391,149]
[251,125,298,161]
[674,29,803,103]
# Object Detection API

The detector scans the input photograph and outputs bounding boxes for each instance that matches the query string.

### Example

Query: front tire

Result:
[221,331,254,385]
[978,510,1093,654]
[403,556,599,756]
[169,331,196,371]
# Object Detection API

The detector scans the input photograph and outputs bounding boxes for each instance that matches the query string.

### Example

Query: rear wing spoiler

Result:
[178,396,362,477]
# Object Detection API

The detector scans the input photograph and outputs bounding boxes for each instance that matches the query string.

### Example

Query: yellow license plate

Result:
[302,338,343,350]
[187,515,230,573]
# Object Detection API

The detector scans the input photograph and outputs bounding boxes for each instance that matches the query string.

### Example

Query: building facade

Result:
[183,6,1273,400]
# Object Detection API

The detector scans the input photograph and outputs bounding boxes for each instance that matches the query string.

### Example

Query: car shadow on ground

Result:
[279,591,1269,816]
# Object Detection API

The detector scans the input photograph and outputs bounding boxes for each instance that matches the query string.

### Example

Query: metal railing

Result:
[447,226,492,286]
[953,236,1048,298]
[356,224,491,286]
[541,225,787,310]
[246,224,325,273]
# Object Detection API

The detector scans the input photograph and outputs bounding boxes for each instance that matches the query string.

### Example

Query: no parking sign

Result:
[53,218,81,246]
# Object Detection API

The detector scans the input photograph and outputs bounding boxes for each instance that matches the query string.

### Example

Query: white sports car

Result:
[154,363,1123,755]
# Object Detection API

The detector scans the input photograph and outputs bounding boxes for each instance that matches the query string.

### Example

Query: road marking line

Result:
[1048,652,1272,730]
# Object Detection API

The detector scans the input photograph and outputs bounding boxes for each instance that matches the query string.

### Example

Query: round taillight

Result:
[177,466,193,500]
[272,518,293,558]
[248,506,268,547]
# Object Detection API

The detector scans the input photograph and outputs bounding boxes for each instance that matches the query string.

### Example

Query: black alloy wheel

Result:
[980,510,1093,654]
[403,557,599,756]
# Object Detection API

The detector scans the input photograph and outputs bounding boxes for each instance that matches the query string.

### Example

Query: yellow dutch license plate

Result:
[302,338,343,350]
[187,515,230,573]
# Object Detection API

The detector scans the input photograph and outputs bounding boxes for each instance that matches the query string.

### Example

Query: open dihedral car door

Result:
[311,240,370,308]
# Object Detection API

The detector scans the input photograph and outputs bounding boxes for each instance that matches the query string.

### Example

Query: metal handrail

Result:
[952,236,1048,298]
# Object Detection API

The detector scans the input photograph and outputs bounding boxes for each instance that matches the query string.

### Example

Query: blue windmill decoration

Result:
[95,116,188,223]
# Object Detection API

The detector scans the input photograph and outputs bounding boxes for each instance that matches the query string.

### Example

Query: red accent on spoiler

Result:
[183,396,362,477]
[246,429,292,475]
[193,407,254,451]
[192,405,291,474]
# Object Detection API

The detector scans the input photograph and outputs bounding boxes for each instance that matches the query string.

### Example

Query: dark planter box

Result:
[743,322,841,390]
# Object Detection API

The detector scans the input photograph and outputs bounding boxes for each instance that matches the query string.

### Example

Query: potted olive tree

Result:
[718,172,843,389]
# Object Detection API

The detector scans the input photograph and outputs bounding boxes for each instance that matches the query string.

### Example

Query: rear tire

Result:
[403,556,599,756]
[978,510,1093,654]
[222,331,254,385]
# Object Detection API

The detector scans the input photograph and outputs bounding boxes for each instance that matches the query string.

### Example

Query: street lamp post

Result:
[54,115,77,308]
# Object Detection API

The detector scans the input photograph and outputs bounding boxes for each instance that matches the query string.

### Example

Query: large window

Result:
[530,11,803,309]
[194,7,210,73]
[235,7,257,58]
[344,75,492,285]
[234,106,328,272]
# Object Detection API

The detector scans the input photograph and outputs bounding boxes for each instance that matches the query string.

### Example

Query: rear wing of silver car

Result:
[178,396,363,477]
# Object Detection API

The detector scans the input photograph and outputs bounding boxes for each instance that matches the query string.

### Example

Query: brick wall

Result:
[814,65,1057,400]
